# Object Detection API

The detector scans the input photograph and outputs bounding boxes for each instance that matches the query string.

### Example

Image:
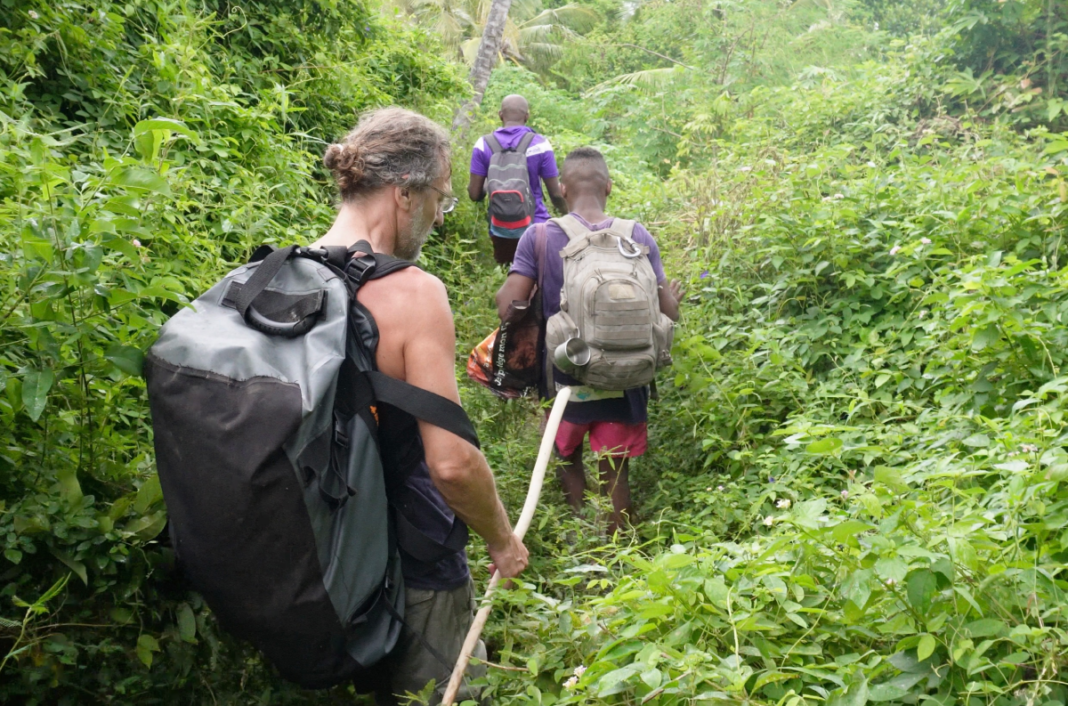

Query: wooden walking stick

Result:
[440,386,572,706]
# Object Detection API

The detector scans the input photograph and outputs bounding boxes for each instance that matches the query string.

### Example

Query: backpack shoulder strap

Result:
[552,214,589,242]
[341,242,480,449]
[367,371,480,449]
[516,131,536,154]
[535,222,549,292]
[484,133,503,154]
[605,218,637,240]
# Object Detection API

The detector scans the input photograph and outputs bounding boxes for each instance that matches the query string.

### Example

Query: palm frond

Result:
[521,4,599,32]
[585,66,686,96]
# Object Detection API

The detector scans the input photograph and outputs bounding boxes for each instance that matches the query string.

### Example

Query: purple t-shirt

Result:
[510,214,667,424]
[470,126,559,232]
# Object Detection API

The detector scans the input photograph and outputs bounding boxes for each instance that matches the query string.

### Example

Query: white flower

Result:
[889,245,901,256]
[29,10,39,19]
[921,237,932,245]
[763,516,775,527]
[885,578,897,586]
[833,193,844,200]
[739,166,752,172]
[1021,444,1039,453]
[841,490,850,499]
[574,665,586,677]
[822,196,833,202]
[776,498,791,509]
[866,161,877,168]
[132,239,142,248]
[564,676,578,689]
[918,309,928,319]
[717,485,725,491]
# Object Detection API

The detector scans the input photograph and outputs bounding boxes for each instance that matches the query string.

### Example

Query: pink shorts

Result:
[554,419,648,458]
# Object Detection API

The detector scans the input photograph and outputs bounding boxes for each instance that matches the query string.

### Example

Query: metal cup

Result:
[554,337,591,372]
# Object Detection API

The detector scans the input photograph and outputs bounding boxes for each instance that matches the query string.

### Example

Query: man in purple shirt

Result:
[495,147,683,534]
[468,94,567,265]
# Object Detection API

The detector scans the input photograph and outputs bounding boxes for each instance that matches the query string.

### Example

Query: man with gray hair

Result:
[315,107,529,704]
[468,94,567,265]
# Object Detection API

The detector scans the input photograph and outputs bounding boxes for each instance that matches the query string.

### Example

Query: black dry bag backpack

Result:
[144,242,478,689]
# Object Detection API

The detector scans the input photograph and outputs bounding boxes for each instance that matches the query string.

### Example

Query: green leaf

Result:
[133,117,198,141]
[703,577,729,605]
[597,667,638,697]
[22,368,54,422]
[826,672,868,706]
[829,519,874,546]
[868,684,909,702]
[964,618,1006,638]
[971,325,999,351]
[114,167,171,196]
[842,569,873,609]
[125,510,167,541]
[663,552,693,569]
[56,465,83,506]
[806,437,843,454]
[110,607,134,624]
[875,557,908,584]
[105,345,145,376]
[906,569,937,613]
[133,475,164,514]
[791,498,826,528]
[100,233,141,262]
[177,603,197,643]
[962,433,990,448]
[639,668,661,689]
[136,634,159,668]
[49,548,88,586]
[874,466,909,493]
[917,634,936,662]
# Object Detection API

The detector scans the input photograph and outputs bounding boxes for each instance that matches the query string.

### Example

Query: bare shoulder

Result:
[394,267,450,312]
[359,265,453,333]
[360,265,447,302]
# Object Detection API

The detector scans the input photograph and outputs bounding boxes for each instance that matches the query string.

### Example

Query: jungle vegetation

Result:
[3,0,1068,703]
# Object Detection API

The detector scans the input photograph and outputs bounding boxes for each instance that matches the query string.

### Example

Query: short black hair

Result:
[562,147,610,191]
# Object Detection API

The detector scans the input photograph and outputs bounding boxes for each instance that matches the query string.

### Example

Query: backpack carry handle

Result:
[234,245,327,338]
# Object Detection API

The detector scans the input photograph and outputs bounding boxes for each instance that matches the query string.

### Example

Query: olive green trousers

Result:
[374,581,488,706]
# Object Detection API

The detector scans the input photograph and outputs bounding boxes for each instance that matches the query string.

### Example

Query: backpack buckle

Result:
[345,255,377,285]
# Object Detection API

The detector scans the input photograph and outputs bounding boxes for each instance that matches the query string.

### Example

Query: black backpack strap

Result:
[392,512,468,563]
[322,245,350,269]
[515,130,536,155]
[233,245,298,318]
[484,133,503,154]
[366,371,480,449]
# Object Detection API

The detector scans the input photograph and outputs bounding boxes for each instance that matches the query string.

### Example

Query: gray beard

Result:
[395,208,435,262]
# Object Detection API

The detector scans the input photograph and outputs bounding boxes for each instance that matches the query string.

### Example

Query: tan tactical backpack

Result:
[545,215,673,391]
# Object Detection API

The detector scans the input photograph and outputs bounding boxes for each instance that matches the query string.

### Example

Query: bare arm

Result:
[543,176,567,215]
[404,276,528,577]
[468,173,486,202]
[496,273,536,320]
[659,279,683,322]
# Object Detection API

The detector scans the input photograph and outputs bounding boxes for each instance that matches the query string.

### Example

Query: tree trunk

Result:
[452,0,514,134]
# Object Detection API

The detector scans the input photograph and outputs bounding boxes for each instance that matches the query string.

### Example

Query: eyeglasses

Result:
[425,184,459,214]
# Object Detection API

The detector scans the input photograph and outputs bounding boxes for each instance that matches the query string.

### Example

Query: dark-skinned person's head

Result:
[560,146,612,208]
[323,107,452,261]
[498,94,529,125]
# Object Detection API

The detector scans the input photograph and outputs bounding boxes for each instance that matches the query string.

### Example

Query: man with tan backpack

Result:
[496,147,683,533]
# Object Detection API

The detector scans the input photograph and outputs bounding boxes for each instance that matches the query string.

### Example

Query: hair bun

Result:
[323,143,344,170]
